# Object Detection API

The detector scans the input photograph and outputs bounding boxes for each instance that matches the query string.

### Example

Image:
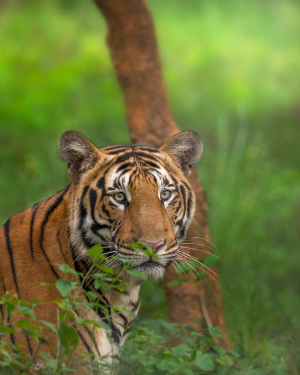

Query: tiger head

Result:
[59,131,202,280]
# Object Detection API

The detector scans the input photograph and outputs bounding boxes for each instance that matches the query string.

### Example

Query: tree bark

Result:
[94,0,230,348]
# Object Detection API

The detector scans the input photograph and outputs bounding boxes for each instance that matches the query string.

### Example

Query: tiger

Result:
[0,130,202,366]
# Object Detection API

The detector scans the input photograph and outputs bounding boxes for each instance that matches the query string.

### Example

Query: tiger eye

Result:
[161,190,170,199]
[114,192,126,202]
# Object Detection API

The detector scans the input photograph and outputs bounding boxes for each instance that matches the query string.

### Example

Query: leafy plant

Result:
[0,243,240,374]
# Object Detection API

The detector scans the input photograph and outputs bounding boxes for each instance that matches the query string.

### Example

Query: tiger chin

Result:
[0,130,202,362]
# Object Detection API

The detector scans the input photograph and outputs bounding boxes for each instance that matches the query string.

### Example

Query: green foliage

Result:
[0,248,239,374]
[118,325,225,374]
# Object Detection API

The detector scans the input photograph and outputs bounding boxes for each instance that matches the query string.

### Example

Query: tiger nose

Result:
[143,241,165,253]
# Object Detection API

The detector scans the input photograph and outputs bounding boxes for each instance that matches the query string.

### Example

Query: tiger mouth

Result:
[133,261,166,278]
[133,259,164,268]
[114,253,165,267]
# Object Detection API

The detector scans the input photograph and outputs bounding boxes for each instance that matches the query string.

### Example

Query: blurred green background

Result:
[0,0,299,372]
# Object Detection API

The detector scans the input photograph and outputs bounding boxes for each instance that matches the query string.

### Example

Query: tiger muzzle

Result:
[142,240,165,253]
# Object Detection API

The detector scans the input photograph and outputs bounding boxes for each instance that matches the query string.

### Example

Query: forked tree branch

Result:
[94,0,230,348]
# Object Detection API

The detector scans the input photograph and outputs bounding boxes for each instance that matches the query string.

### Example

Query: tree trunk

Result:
[94,0,230,348]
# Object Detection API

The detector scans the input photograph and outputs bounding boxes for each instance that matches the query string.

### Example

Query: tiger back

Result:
[0,130,202,363]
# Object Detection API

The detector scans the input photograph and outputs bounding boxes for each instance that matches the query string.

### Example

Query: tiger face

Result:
[59,131,202,280]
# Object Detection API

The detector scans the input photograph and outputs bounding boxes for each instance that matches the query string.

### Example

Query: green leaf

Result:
[55,279,76,297]
[114,285,125,292]
[215,354,234,367]
[131,242,158,259]
[55,264,81,279]
[39,352,51,360]
[59,310,72,322]
[104,277,113,282]
[29,301,42,308]
[209,326,223,338]
[40,320,57,332]
[126,269,147,280]
[88,245,104,261]
[0,326,16,334]
[98,264,114,274]
[16,319,38,332]
[156,360,168,370]
[22,328,34,336]
[92,272,105,279]
[6,302,16,315]
[118,258,130,264]
[167,279,187,286]
[140,248,158,260]
[15,305,35,319]
[161,353,172,361]
[94,279,104,290]
[190,349,197,360]
[226,349,240,358]
[194,353,215,371]
[58,324,79,349]
[121,308,136,318]
[75,316,89,325]
[131,241,145,249]
[85,291,98,301]
[212,345,225,355]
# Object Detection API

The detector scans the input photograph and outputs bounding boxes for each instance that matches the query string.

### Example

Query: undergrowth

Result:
[0,244,241,375]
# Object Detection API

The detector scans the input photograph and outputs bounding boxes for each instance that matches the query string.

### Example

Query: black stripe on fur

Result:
[39,185,70,279]
[4,219,20,296]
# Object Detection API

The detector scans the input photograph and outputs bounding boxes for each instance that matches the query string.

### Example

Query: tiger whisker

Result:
[178,250,219,275]
[176,256,197,280]
[180,242,214,253]
[176,254,200,279]
[176,259,219,284]
[177,252,219,284]
[179,246,219,258]
[180,242,216,254]
[176,253,203,275]
[171,259,183,278]
[106,260,118,269]
[105,258,116,267]
[72,252,84,265]
[186,237,219,253]
[72,242,117,264]
[73,248,116,267]
[172,259,188,280]
[106,258,122,269]
[102,251,117,258]
[178,251,219,277]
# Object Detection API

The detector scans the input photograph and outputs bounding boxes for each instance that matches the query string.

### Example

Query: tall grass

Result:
[204,109,300,371]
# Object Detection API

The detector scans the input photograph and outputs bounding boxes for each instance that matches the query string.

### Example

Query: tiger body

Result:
[0,131,202,362]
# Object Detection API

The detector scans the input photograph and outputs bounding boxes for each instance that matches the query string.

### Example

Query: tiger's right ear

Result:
[160,131,203,176]
[59,131,100,182]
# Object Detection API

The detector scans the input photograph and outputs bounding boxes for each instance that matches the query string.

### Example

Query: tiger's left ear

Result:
[59,131,100,182]
[160,131,203,175]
